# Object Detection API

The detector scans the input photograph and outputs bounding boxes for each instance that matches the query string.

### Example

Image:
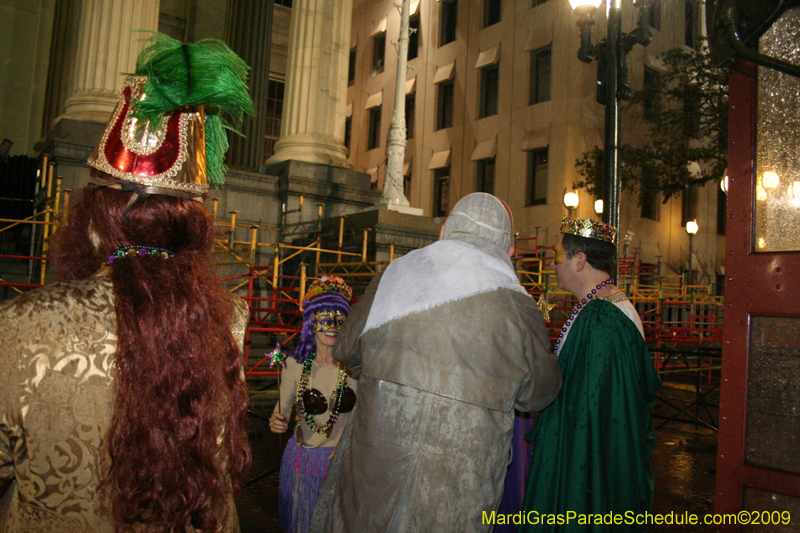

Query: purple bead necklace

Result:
[552,278,614,355]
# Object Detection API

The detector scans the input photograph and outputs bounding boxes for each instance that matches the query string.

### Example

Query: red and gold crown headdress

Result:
[561,216,617,244]
[87,33,255,200]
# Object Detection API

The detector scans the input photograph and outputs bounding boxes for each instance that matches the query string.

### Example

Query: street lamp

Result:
[564,190,580,218]
[686,219,698,284]
[569,0,651,237]
[594,199,604,215]
[720,173,729,194]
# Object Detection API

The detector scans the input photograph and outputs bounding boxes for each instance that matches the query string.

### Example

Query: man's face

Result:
[551,233,577,293]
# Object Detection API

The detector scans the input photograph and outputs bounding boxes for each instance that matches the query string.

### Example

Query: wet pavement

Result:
[236,382,719,533]
[650,425,718,532]
[236,401,283,533]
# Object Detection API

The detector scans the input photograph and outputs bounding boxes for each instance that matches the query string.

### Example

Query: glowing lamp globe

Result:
[564,191,580,209]
[569,0,602,10]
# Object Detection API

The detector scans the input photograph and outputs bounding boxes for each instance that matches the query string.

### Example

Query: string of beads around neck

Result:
[552,278,614,354]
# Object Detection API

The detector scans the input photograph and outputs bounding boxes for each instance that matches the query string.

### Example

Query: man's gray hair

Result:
[440,193,512,253]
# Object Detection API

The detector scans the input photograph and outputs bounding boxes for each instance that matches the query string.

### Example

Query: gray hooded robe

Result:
[309,193,561,533]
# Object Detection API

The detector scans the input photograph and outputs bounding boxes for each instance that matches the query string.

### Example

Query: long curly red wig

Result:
[51,181,250,532]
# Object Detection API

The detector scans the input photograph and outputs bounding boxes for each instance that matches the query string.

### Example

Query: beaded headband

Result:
[561,216,617,244]
[107,245,175,264]
[304,275,353,303]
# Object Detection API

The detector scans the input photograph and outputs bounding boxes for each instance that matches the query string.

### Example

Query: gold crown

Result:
[561,216,617,244]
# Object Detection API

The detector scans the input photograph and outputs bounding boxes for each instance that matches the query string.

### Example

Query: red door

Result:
[715,15,800,531]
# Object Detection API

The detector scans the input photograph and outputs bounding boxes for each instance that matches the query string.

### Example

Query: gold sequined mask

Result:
[312,310,347,332]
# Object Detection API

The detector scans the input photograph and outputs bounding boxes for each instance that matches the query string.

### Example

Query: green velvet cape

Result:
[520,299,662,532]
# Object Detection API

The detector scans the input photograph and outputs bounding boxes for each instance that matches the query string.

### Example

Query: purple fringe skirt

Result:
[278,435,331,533]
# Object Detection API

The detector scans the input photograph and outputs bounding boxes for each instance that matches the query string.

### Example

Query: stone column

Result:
[40,0,80,139]
[224,0,274,171]
[266,0,352,169]
[61,0,160,124]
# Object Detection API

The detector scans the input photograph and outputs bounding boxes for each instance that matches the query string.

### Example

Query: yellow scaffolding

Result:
[8,156,724,405]
[209,197,396,299]
[0,154,70,294]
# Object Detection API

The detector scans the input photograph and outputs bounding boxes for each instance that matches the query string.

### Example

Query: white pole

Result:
[380,0,411,207]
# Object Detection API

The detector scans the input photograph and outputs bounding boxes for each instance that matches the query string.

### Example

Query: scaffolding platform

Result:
[3,157,723,424]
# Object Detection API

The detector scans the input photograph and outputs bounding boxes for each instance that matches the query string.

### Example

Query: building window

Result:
[529,45,551,105]
[440,0,458,46]
[683,93,700,138]
[685,1,699,49]
[275,0,292,6]
[532,0,549,6]
[648,0,661,30]
[409,14,420,60]
[434,167,450,216]
[484,0,501,28]
[373,32,385,73]
[436,80,454,130]
[640,188,660,221]
[717,187,727,235]
[681,185,698,226]
[477,158,496,194]
[526,148,548,206]
[344,116,352,151]
[643,67,660,119]
[479,65,499,118]
[264,79,285,158]
[405,94,415,139]
[348,47,356,86]
[368,107,381,150]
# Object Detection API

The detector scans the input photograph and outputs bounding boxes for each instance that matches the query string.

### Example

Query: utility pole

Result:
[570,0,651,281]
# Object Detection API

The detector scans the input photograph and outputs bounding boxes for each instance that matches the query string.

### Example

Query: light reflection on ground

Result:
[650,384,718,532]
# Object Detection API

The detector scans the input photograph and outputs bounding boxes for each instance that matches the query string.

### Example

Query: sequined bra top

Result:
[301,387,357,415]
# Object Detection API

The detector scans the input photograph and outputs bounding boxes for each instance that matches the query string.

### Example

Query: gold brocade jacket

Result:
[0,276,248,532]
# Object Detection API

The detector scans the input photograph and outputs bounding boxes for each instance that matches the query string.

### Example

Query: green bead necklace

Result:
[294,352,348,449]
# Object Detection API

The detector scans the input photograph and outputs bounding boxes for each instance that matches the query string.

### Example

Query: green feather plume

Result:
[130,33,256,187]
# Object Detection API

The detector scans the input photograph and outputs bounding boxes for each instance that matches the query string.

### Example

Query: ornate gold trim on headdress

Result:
[86,34,255,200]
[87,77,207,196]
[561,216,617,244]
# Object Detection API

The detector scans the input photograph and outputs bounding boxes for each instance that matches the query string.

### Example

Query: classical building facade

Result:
[344,0,726,280]
[0,0,725,279]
